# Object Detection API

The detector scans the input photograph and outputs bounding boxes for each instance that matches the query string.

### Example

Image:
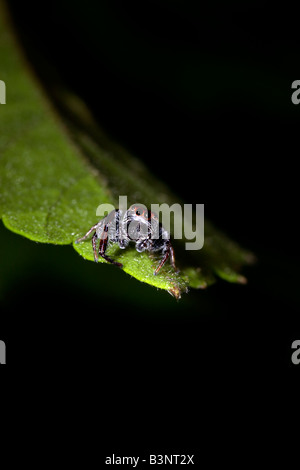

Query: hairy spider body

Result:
[76,205,177,275]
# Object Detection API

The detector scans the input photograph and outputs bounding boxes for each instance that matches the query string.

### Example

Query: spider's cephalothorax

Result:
[75,204,177,275]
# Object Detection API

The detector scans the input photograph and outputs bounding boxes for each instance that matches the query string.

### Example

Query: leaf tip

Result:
[168,287,181,299]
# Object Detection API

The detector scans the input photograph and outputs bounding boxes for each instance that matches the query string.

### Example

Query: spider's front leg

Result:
[75,223,99,244]
[92,232,99,262]
[98,226,123,268]
[75,224,100,262]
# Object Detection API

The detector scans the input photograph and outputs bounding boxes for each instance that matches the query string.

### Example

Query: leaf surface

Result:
[0,0,254,299]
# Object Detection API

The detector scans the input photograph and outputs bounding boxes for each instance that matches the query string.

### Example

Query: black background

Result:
[1,0,299,455]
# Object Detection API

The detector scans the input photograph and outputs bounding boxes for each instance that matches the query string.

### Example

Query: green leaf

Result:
[0,0,254,299]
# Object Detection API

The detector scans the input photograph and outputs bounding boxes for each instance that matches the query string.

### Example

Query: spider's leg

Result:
[75,223,99,243]
[154,248,170,276]
[154,242,177,275]
[99,225,123,268]
[169,243,177,271]
[92,232,98,262]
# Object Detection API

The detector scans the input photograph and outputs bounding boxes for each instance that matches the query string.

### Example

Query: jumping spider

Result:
[75,204,177,275]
